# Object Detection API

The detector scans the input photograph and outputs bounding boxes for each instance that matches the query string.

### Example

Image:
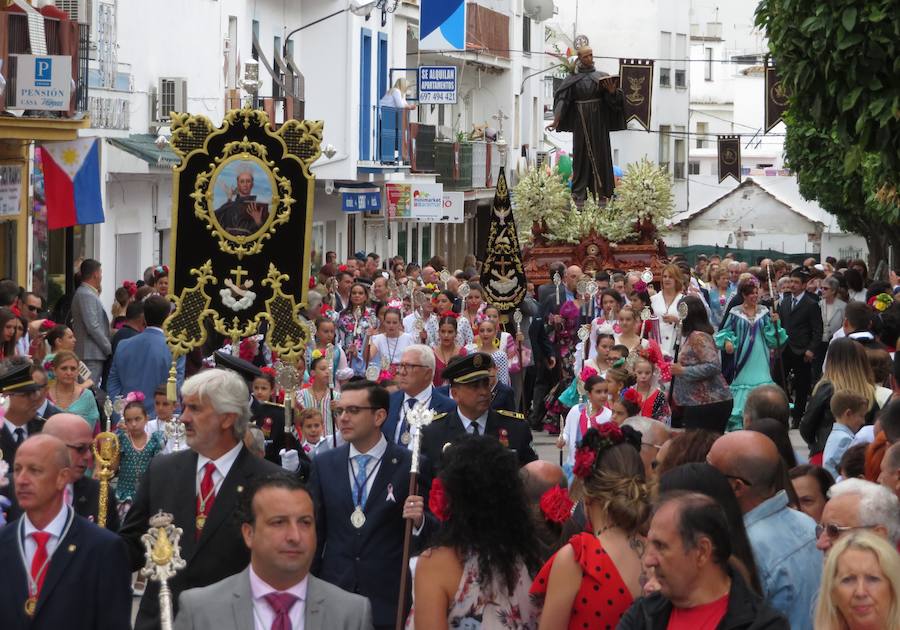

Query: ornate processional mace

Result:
[141,511,187,630]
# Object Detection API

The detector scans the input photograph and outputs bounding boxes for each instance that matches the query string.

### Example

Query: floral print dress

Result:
[407,555,538,629]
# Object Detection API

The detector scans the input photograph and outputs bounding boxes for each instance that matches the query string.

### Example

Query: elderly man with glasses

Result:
[707,430,821,630]
[815,478,900,554]
[381,344,456,448]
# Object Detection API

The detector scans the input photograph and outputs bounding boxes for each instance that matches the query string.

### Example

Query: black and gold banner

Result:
[717,135,741,183]
[479,167,526,314]
[764,56,789,133]
[618,58,654,131]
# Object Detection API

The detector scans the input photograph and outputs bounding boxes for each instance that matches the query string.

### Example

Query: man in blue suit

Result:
[308,380,435,630]
[0,434,131,629]
[382,344,456,447]
[107,295,184,416]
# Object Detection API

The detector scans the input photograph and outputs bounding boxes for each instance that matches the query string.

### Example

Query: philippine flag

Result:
[39,138,104,230]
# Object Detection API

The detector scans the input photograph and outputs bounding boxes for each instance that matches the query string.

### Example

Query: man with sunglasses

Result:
[815,478,900,554]
[308,379,435,630]
[707,430,820,630]
[42,413,120,531]
[382,345,456,448]
[419,353,537,470]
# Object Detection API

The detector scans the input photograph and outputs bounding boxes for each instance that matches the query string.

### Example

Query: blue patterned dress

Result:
[715,305,788,431]
[115,429,165,503]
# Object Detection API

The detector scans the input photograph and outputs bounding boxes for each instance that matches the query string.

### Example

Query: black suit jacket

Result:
[110,323,141,356]
[308,441,435,627]
[420,409,538,470]
[1,417,46,521]
[119,446,281,630]
[0,511,132,630]
[73,475,121,532]
[777,292,823,355]
[491,382,517,412]
[250,399,288,463]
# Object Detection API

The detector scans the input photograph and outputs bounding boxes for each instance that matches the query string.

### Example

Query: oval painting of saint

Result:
[209,156,276,240]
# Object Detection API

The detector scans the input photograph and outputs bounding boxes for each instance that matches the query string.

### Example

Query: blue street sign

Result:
[341,190,381,213]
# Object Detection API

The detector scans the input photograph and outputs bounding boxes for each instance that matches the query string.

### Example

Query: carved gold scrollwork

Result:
[257,264,310,359]
[163,261,219,355]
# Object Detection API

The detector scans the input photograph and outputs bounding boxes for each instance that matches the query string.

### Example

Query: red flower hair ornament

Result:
[621,387,642,406]
[539,486,575,524]
[573,423,637,480]
[439,310,459,319]
[428,477,450,522]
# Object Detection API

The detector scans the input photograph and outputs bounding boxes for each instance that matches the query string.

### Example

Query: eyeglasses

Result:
[66,443,92,454]
[815,523,869,540]
[332,406,378,417]
[26,305,40,312]
[396,362,427,372]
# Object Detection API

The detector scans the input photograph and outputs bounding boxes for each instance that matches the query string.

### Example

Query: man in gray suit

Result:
[69,258,111,386]
[174,473,373,630]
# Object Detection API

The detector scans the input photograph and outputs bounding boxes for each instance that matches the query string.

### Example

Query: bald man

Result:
[563,265,582,300]
[0,435,132,629]
[43,414,120,530]
[707,431,820,630]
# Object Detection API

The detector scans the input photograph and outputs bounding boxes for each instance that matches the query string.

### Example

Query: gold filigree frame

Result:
[191,147,295,259]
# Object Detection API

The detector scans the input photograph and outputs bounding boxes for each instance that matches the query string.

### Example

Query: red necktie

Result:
[195,462,217,538]
[264,592,298,630]
[30,532,51,595]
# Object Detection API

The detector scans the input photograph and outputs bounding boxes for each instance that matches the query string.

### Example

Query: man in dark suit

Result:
[120,368,281,630]
[108,295,184,417]
[420,354,537,469]
[490,370,517,412]
[69,258,111,385]
[537,260,567,304]
[31,364,63,420]
[382,344,456,446]
[0,434,131,629]
[308,380,435,630]
[527,294,561,428]
[43,413,120,530]
[777,268,822,428]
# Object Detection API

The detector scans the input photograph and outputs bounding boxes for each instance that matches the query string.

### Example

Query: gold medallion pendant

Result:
[350,506,366,529]
[24,596,37,617]
[195,514,207,531]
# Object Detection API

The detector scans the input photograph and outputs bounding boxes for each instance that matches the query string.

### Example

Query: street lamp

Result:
[283,1,378,61]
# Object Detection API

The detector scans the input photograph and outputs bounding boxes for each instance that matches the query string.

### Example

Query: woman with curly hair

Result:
[715,278,787,431]
[531,425,649,629]
[409,436,540,629]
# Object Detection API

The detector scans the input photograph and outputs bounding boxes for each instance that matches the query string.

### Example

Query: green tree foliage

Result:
[756,0,899,264]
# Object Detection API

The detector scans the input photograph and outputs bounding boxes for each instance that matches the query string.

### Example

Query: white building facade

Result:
[65,0,554,299]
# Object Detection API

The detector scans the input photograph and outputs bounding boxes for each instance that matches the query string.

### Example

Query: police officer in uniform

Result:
[420,353,537,469]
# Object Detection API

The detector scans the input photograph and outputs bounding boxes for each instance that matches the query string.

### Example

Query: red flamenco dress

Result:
[530,532,634,629]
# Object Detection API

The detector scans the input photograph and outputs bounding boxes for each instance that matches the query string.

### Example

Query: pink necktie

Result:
[264,592,298,630]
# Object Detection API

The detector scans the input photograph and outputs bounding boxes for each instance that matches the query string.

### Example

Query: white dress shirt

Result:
[396,385,434,444]
[23,503,70,568]
[249,565,307,630]
[196,441,243,494]
[4,418,29,442]
[347,435,387,504]
[457,409,488,436]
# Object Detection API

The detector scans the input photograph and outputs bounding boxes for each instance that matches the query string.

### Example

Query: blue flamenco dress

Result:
[714,305,788,432]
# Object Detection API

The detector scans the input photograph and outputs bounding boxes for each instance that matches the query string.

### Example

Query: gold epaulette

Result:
[497,409,525,420]
[432,412,448,421]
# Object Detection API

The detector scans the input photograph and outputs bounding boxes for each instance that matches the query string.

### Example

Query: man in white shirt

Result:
[174,474,373,629]
[0,434,131,629]
[119,368,281,630]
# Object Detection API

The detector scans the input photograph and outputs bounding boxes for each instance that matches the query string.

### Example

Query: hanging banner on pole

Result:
[420,0,466,51]
[618,58,654,131]
[764,56,789,134]
[717,135,741,183]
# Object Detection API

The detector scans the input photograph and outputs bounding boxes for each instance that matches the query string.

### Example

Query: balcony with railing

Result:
[0,11,89,117]
[360,105,437,174]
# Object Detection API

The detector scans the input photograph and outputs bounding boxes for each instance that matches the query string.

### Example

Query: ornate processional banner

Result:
[479,167,526,315]
[618,58,654,131]
[164,108,322,360]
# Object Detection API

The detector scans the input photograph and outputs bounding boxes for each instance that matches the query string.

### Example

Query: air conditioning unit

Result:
[156,77,188,122]
[57,0,90,23]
